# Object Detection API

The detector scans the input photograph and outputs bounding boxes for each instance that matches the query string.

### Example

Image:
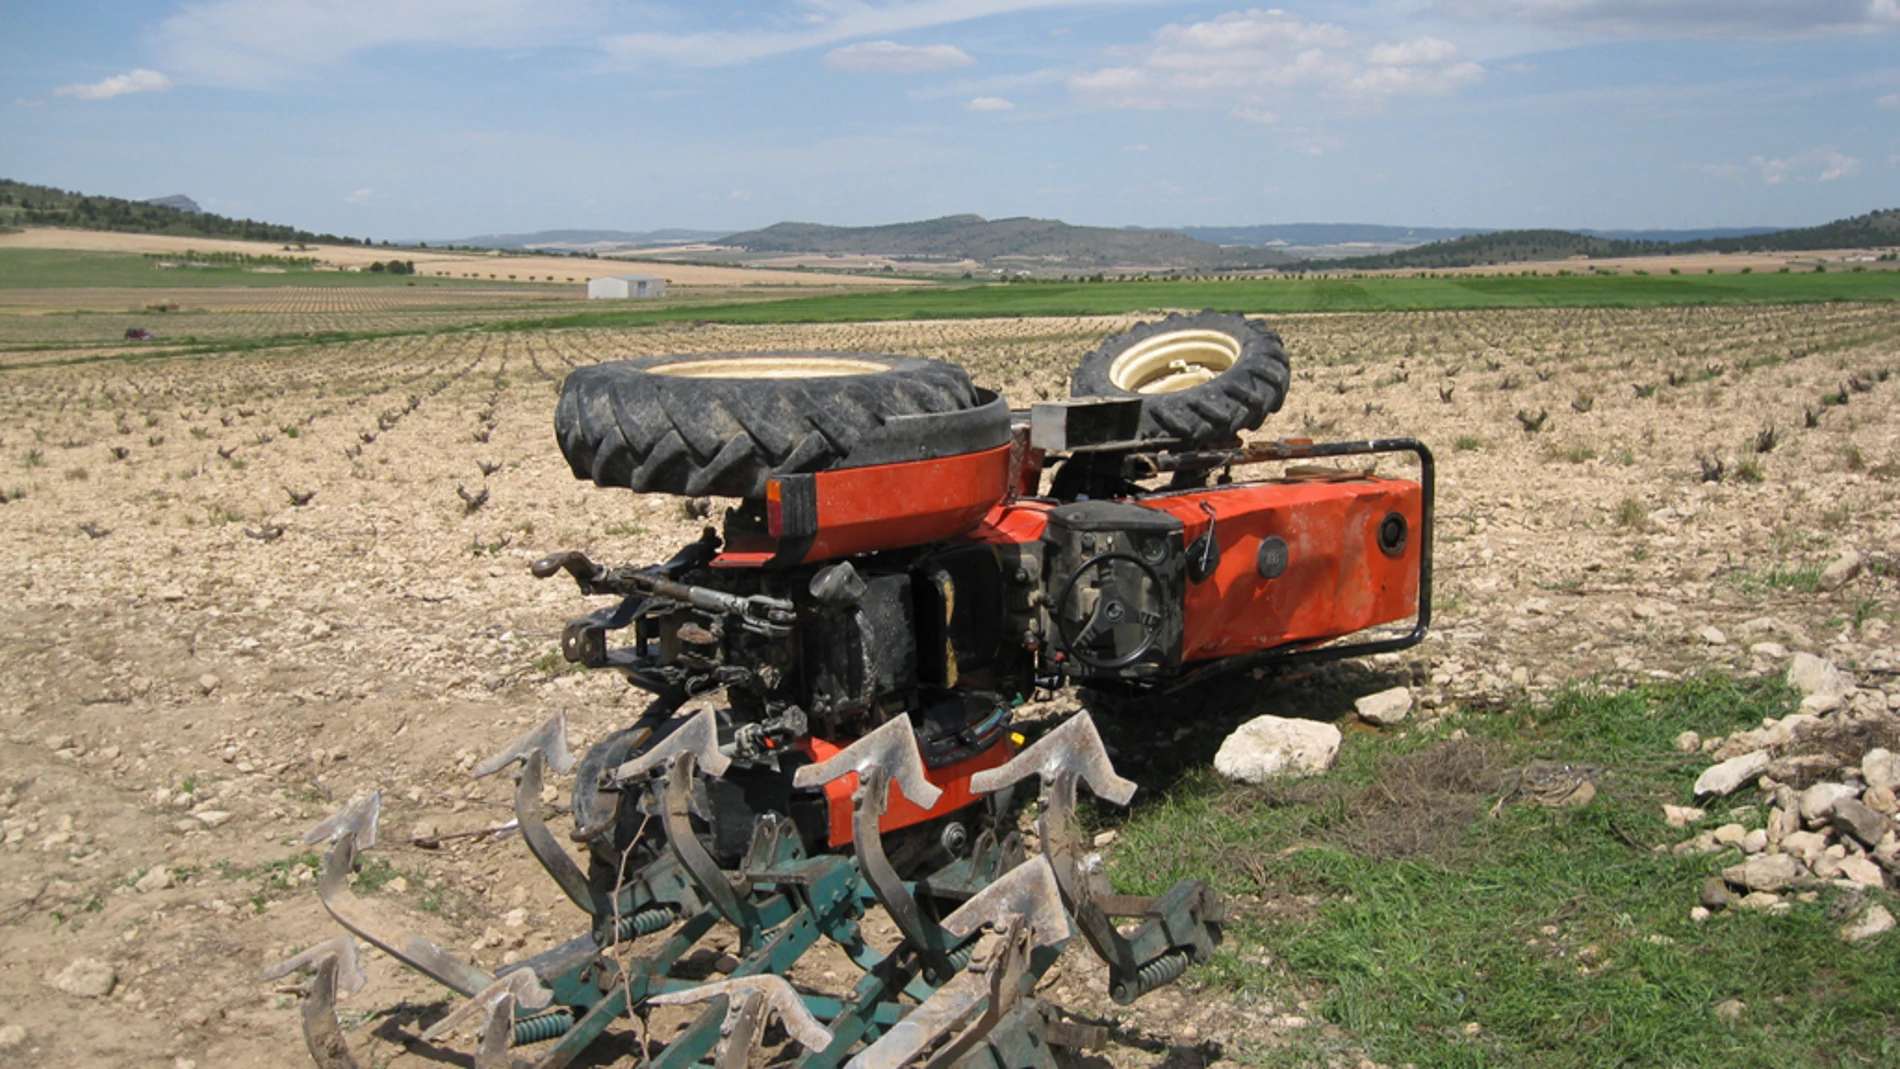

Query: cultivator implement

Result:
[266,708,1224,1068]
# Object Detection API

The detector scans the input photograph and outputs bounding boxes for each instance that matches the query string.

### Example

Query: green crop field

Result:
[500,269,1900,332]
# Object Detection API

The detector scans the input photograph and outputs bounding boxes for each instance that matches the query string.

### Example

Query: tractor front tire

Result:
[557,352,983,498]
[1071,311,1290,445]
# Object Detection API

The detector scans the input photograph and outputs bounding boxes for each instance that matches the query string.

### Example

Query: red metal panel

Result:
[1142,476,1423,662]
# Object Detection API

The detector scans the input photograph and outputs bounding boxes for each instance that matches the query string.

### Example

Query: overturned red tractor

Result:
[271,312,1433,1068]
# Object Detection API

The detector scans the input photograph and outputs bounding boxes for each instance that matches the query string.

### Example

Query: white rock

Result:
[1674,731,1701,754]
[134,866,174,893]
[1818,550,1863,592]
[193,810,233,829]
[1212,716,1342,784]
[1354,686,1413,726]
[1799,782,1859,824]
[1712,823,1747,846]
[1800,694,1844,716]
[1863,748,1899,792]
[1840,903,1894,943]
[1749,642,1788,660]
[1699,626,1728,646]
[1662,804,1705,827]
[1742,829,1769,854]
[0,1024,24,1050]
[1761,714,1820,749]
[1723,853,1805,892]
[1694,750,1770,797]
[1689,906,1712,922]
[503,907,529,929]
[1786,653,1849,699]
[1863,785,1898,815]
[49,958,116,998]
[1838,854,1886,889]
[197,673,221,695]
[1781,829,1829,862]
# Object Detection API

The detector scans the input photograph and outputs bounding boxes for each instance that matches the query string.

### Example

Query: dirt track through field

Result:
[2,304,1899,1065]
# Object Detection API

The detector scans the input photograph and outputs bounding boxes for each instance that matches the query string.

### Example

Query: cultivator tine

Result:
[657,741,756,935]
[512,748,595,916]
[474,991,522,1069]
[848,858,1070,1069]
[318,827,495,997]
[794,716,958,979]
[793,715,942,811]
[650,975,836,1059]
[262,936,369,1069]
[263,934,368,997]
[614,706,731,781]
[973,713,1222,1006]
[422,969,554,1044]
[303,792,384,850]
[474,712,577,779]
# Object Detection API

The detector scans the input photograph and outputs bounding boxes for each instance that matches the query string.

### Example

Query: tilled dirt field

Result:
[2,304,1899,1066]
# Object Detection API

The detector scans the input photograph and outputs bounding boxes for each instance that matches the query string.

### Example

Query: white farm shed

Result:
[588,274,667,300]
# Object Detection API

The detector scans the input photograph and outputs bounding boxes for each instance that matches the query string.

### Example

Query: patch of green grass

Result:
[1734,561,1826,595]
[1453,435,1484,452]
[1113,677,1900,1069]
[1613,498,1648,529]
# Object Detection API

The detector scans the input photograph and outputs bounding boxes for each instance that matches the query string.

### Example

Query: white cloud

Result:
[1432,1,1900,39]
[53,69,173,100]
[1880,92,1900,107]
[1695,147,1862,185]
[345,187,375,204]
[606,1,1151,68]
[1069,9,1483,119]
[966,95,1015,110]
[154,0,595,86]
[825,41,974,73]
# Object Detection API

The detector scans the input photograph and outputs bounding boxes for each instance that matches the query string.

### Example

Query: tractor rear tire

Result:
[1070,311,1290,445]
[557,352,984,498]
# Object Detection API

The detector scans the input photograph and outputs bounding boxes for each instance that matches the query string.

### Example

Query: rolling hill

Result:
[0,178,355,246]
[720,214,1288,270]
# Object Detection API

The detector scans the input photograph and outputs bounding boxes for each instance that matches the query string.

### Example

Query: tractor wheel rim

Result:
[652,355,889,379]
[1107,329,1240,395]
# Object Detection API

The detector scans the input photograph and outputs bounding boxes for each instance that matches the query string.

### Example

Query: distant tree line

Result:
[368,260,416,274]
[0,178,359,246]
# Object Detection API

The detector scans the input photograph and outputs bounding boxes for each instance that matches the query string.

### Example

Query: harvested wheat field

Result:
[3,303,1900,1066]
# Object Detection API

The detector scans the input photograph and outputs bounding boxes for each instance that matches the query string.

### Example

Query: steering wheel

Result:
[1052,552,1166,671]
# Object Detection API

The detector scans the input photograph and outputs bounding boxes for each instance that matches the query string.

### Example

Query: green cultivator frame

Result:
[264,711,1224,1068]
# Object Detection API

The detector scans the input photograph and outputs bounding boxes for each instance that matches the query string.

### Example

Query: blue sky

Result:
[3,1,1898,238]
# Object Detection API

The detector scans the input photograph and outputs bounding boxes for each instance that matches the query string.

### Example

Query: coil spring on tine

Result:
[614,907,675,942]
[513,1010,575,1045]
[1113,950,1190,1004]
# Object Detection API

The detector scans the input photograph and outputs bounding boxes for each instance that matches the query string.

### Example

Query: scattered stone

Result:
[1863,748,1899,792]
[0,1024,24,1051]
[134,866,174,893]
[1354,686,1413,726]
[1831,798,1891,848]
[1663,804,1704,827]
[1694,750,1770,797]
[1689,906,1711,922]
[1212,715,1341,784]
[503,907,529,929]
[1711,823,1747,847]
[1786,653,1849,699]
[1781,829,1829,862]
[411,821,439,844]
[1760,714,1820,749]
[1092,829,1118,847]
[1674,730,1702,754]
[1712,998,1747,1022]
[1699,877,1729,910]
[197,673,221,696]
[1800,783,1859,824]
[385,876,408,894]
[1818,550,1863,592]
[49,957,116,998]
[1838,855,1886,889]
[1698,626,1728,646]
[1723,853,1805,892]
[1800,693,1843,716]
[1840,903,1894,943]
[1737,891,1788,912]
[1741,829,1768,854]
[192,810,232,829]
[1863,785,1898,815]
[1749,642,1788,660]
